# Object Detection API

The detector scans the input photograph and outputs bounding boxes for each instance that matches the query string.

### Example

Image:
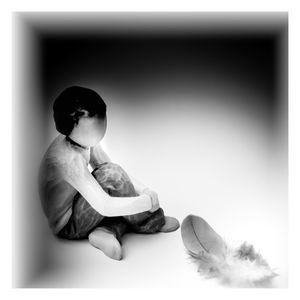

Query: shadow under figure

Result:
[58,162,179,260]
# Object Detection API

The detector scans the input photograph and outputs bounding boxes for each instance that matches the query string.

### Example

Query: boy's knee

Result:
[92,162,125,177]
[91,162,136,197]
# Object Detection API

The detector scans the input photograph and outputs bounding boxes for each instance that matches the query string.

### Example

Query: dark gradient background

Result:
[13,12,288,287]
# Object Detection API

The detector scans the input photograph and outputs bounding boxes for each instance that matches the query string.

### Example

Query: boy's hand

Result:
[142,188,160,212]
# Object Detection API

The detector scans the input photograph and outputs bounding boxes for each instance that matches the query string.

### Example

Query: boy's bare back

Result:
[38,134,91,234]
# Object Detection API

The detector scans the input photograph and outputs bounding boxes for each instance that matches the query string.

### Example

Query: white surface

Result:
[24,99,287,288]
[27,209,287,288]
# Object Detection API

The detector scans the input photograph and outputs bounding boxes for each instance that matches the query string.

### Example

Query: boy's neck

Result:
[65,136,90,151]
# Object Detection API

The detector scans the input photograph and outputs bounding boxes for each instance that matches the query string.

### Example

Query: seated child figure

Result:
[38,86,179,260]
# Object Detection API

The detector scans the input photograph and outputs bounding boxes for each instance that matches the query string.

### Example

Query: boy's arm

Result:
[90,143,149,195]
[64,155,153,217]
[90,143,160,212]
[89,143,111,169]
[126,174,160,212]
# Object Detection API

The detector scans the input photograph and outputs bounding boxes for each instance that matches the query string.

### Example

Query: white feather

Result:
[181,215,277,287]
[191,243,277,287]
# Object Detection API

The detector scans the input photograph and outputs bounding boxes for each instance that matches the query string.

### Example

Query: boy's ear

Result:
[54,112,75,136]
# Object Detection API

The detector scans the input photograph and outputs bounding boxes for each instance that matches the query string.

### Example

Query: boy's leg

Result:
[57,191,105,239]
[59,162,172,241]
[125,208,167,233]
[58,164,129,259]
[91,162,167,235]
[58,164,131,241]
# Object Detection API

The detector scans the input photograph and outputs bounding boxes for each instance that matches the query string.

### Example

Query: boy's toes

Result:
[88,227,123,260]
[159,216,180,233]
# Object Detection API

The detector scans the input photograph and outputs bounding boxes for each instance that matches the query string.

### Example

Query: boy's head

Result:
[53,86,107,148]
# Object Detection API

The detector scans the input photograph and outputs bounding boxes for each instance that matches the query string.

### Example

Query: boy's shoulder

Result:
[41,134,89,176]
[44,135,71,161]
[42,135,78,169]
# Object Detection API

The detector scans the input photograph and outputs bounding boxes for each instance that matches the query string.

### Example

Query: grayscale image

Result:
[12,12,288,288]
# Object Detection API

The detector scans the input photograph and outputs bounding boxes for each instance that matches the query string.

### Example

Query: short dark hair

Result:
[53,86,107,136]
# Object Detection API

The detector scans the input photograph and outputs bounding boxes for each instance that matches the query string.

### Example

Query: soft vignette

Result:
[2,0,299,300]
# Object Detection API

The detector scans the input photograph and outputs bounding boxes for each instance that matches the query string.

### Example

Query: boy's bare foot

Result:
[88,227,123,260]
[159,216,180,233]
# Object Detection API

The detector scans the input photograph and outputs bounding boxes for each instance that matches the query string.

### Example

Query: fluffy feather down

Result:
[181,215,277,287]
